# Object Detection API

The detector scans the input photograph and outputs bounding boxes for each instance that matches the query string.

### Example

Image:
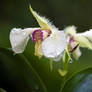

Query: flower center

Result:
[32,29,51,58]
[32,29,51,42]
[32,30,43,42]
[69,36,79,53]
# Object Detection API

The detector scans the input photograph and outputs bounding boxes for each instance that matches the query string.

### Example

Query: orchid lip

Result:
[69,44,79,53]
[69,36,79,53]
[32,30,43,42]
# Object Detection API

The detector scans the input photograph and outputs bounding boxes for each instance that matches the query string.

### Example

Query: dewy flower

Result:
[64,26,92,59]
[10,5,67,61]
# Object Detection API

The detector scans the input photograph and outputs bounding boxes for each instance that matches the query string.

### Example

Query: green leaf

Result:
[61,68,92,92]
[23,40,64,92]
[0,47,47,92]
[58,49,92,92]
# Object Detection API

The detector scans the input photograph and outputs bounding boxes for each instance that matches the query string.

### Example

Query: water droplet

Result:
[35,85,39,90]
[69,59,73,64]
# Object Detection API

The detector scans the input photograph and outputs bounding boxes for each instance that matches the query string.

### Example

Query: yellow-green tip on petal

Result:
[75,35,92,50]
[64,26,77,35]
[58,69,67,77]
[29,5,52,29]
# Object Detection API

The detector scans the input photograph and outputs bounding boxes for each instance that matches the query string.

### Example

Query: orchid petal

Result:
[10,28,39,53]
[64,26,77,35]
[75,35,92,49]
[42,30,67,61]
[77,29,92,42]
[29,5,53,29]
[54,54,62,62]
[72,47,81,60]
[65,26,92,49]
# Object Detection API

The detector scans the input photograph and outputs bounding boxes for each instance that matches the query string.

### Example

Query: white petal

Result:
[77,29,92,42]
[42,30,67,60]
[42,30,48,40]
[75,35,92,49]
[10,28,39,53]
[73,47,81,60]
[64,26,77,35]
[54,54,63,62]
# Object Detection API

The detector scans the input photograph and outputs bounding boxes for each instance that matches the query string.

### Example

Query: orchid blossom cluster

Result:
[10,5,92,75]
[10,5,67,61]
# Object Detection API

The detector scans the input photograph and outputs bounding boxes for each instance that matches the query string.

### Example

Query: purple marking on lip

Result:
[41,31,43,41]
[69,36,75,47]
[32,30,43,42]
[69,36,79,53]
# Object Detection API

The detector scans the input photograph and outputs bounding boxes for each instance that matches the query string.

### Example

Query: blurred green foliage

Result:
[1,0,92,92]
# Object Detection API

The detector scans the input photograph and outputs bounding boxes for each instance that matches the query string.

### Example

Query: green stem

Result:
[63,60,69,72]
[50,59,53,71]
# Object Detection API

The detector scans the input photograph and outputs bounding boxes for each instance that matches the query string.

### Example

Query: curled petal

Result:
[77,29,92,42]
[29,5,53,29]
[54,54,63,62]
[72,47,81,60]
[42,30,67,61]
[75,35,92,49]
[10,28,39,53]
[64,26,77,35]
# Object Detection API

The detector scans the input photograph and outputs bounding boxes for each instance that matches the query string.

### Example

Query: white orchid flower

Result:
[10,5,67,61]
[64,26,92,59]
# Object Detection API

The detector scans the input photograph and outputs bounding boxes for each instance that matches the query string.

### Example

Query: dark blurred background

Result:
[1,0,92,48]
[1,0,92,92]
